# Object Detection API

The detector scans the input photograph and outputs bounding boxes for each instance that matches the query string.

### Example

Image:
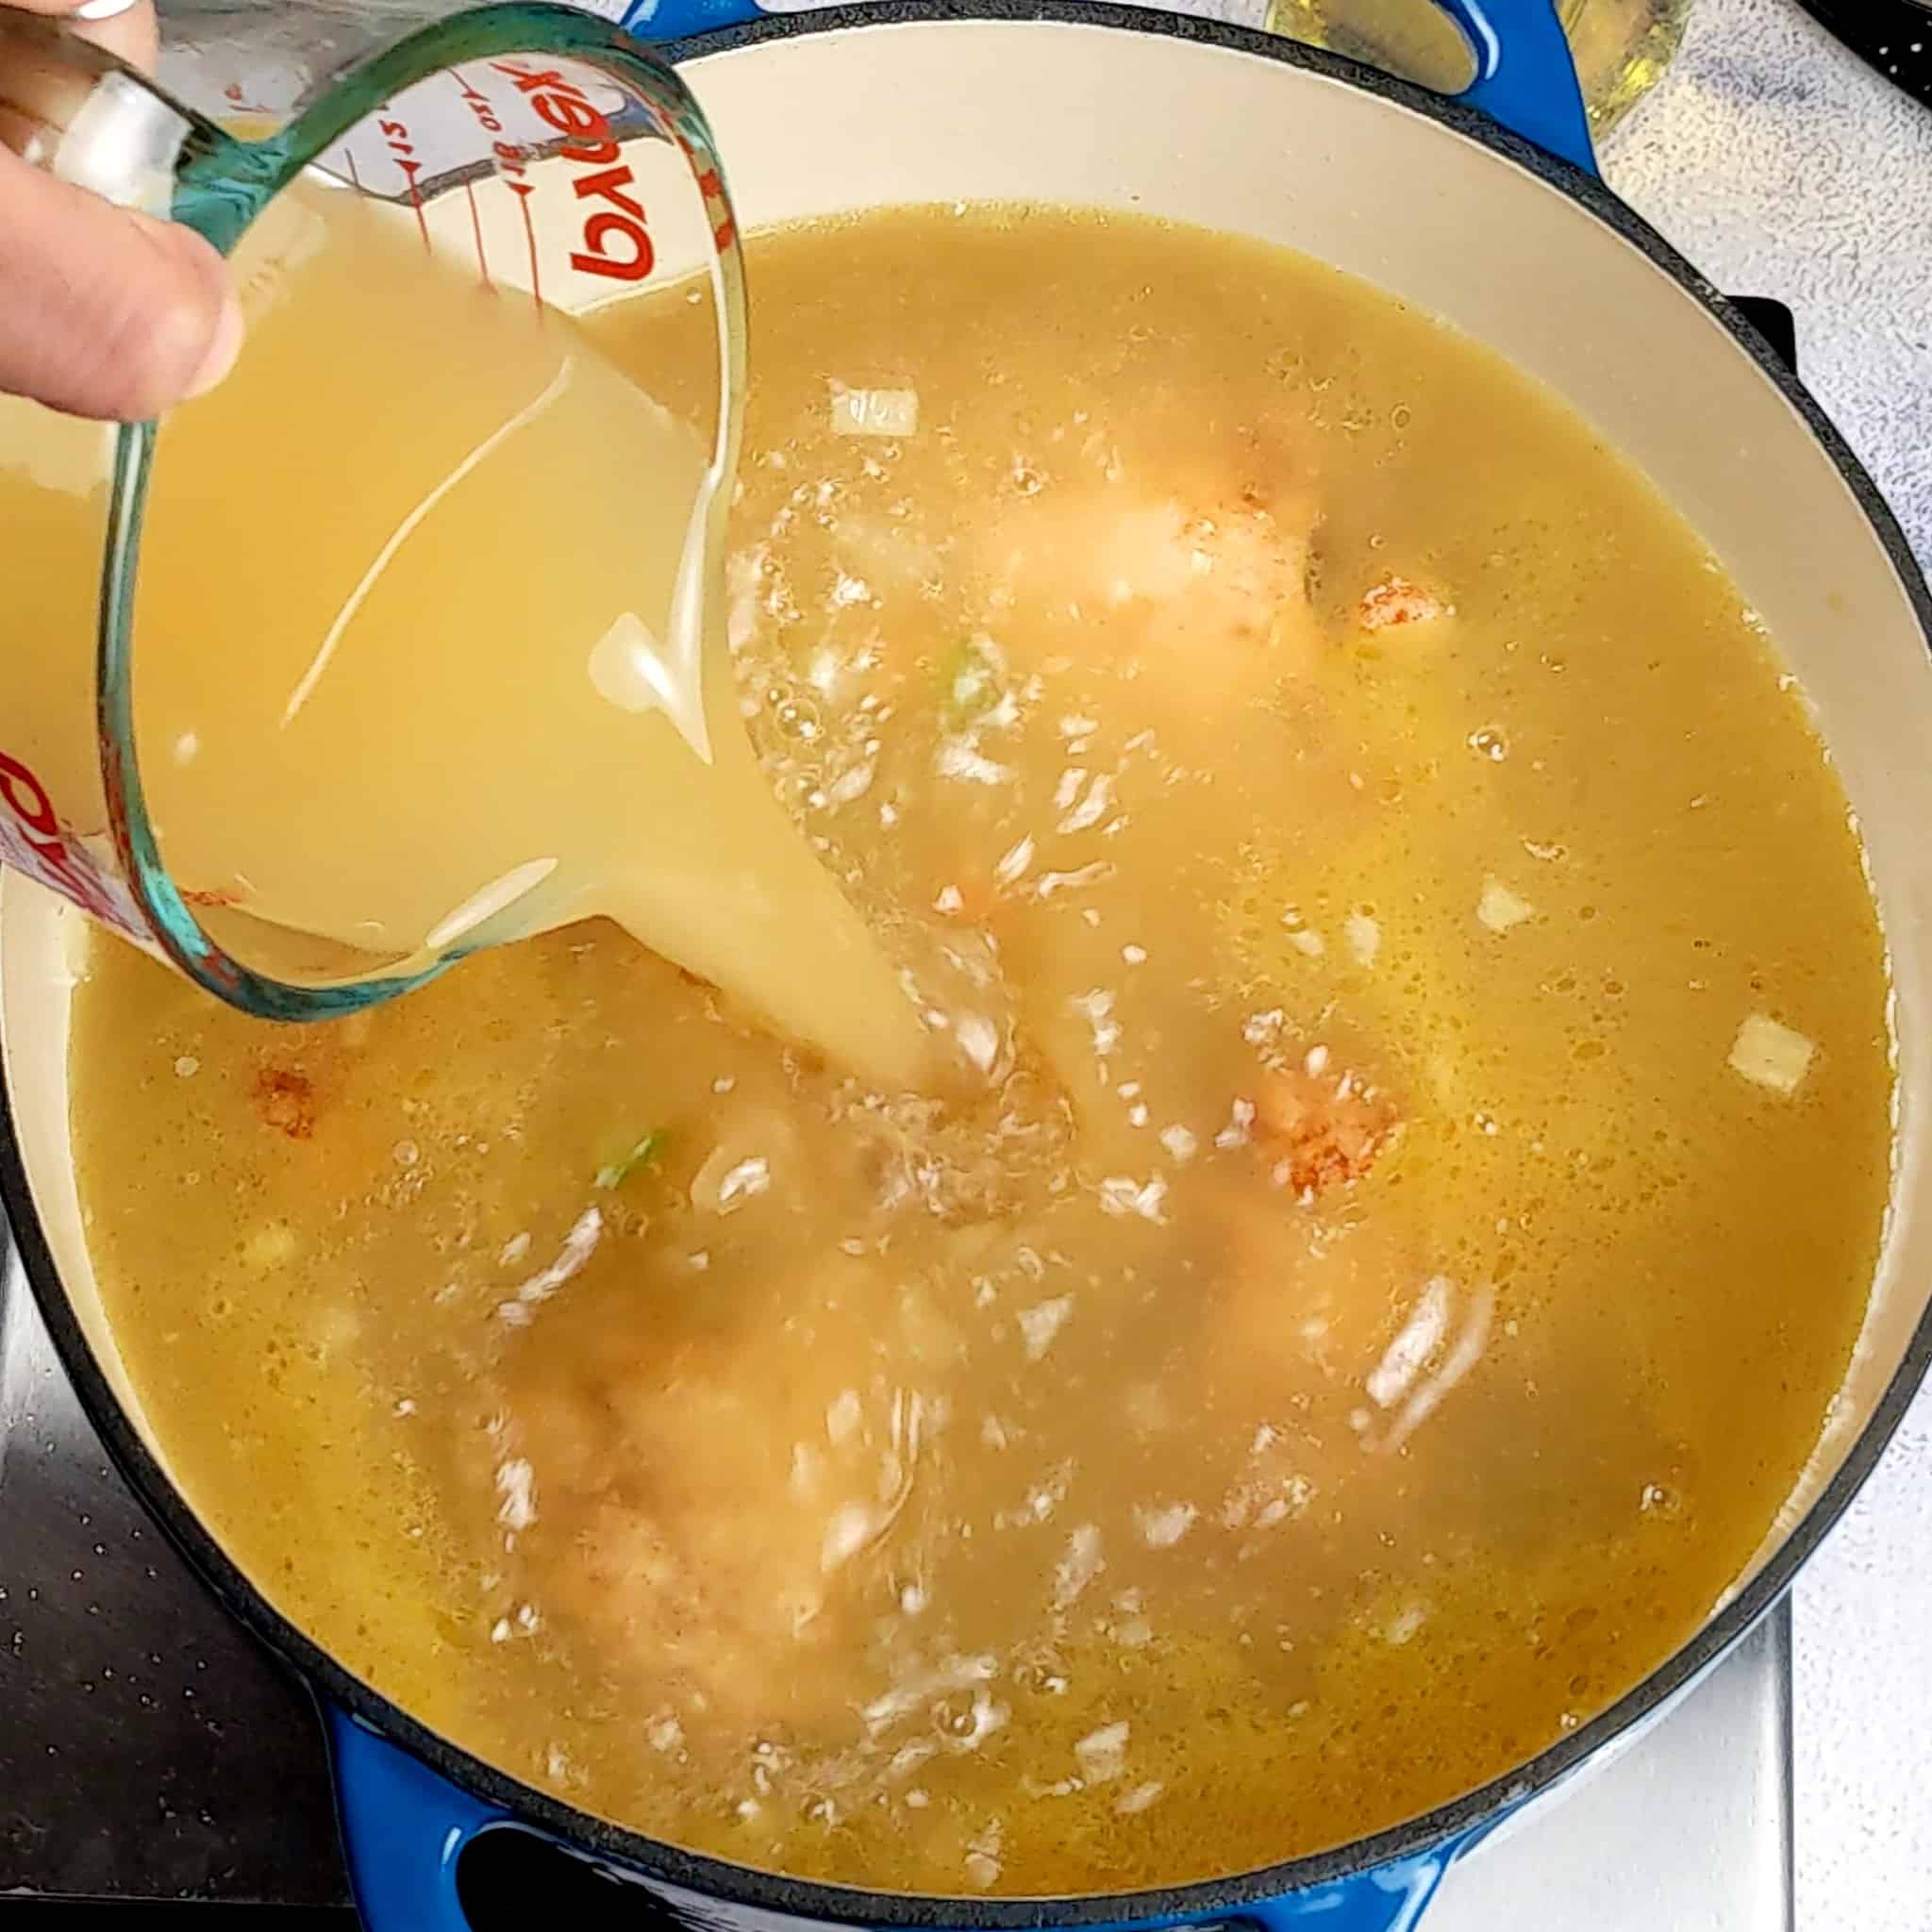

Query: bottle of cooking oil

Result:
[1263,0,1691,133]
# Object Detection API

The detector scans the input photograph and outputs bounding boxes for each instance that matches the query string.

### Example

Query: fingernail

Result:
[184,291,243,401]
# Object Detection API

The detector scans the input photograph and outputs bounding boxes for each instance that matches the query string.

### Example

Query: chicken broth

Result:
[67,207,1892,1892]
[1,181,933,1091]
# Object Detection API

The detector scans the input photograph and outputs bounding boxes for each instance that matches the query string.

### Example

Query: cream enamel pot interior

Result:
[5,5,1932,1929]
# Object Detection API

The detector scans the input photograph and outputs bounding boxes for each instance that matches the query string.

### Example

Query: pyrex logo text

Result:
[493,62,655,283]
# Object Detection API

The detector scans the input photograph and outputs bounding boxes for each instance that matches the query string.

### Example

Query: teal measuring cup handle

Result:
[617,0,1595,175]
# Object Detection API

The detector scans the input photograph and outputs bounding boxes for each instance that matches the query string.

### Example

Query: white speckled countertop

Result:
[1610,0,1932,565]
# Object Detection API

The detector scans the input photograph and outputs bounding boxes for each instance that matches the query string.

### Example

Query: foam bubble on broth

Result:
[67,204,1891,1895]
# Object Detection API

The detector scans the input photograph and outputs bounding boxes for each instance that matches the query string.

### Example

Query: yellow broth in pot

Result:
[68,208,1891,1893]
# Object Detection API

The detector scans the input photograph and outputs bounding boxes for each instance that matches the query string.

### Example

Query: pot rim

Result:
[8,2,1932,1921]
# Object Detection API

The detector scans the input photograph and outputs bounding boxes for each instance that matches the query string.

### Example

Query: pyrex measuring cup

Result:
[0,0,744,1019]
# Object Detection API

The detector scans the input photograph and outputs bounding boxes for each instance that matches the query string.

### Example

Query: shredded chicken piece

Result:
[255,1066,316,1140]
[1253,1063,1400,1195]
[496,1252,936,1725]
[1358,575,1449,631]
[973,448,1327,708]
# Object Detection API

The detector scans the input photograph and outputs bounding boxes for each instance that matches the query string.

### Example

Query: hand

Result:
[0,0,242,420]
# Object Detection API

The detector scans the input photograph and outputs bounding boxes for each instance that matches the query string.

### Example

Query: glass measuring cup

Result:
[0,0,745,1019]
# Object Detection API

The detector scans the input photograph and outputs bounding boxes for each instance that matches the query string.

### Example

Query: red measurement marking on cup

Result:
[492,61,655,283]
[452,71,505,136]
[452,72,501,287]
[376,110,430,247]
[0,748,143,938]
[463,183,491,288]
[666,129,733,251]
[222,80,275,117]
[492,140,543,312]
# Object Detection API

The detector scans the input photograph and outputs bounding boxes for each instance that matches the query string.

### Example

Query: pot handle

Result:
[1427,0,1597,175]
[326,1704,506,1930]
[327,1700,1482,1929]
[1226,1841,1459,1930]
[611,0,1596,177]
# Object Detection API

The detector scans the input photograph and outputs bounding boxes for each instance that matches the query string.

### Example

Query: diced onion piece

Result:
[691,1148,772,1214]
[1476,877,1536,933]
[1074,1721,1131,1780]
[993,835,1035,885]
[830,383,919,438]
[242,1221,297,1271]
[1344,912,1381,968]
[1020,1294,1075,1360]
[1729,1013,1816,1095]
[821,1501,879,1572]
[1135,1501,1196,1549]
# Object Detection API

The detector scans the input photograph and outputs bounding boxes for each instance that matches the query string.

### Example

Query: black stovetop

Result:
[1796,0,1932,110]
[0,1239,352,1914]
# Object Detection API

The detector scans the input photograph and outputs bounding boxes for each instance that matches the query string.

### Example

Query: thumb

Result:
[0,142,242,421]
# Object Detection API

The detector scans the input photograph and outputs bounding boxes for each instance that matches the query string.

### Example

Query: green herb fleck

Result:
[595,1129,668,1191]
[940,635,1003,723]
